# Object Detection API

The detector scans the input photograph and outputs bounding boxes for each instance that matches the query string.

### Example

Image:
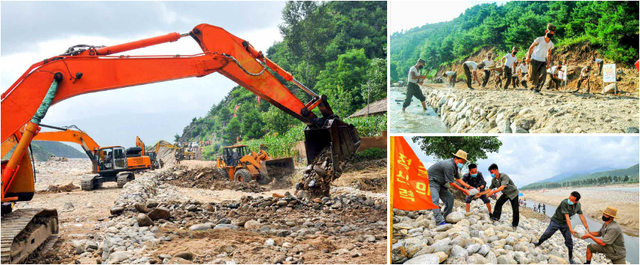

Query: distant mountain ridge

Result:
[31,141,86,161]
[531,166,617,184]
[521,164,639,189]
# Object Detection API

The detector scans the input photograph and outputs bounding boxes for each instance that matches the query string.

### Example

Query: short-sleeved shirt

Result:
[489,173,519,200]
[427,158,460,186]
[581,67,590,77]
[482,59,494,69]
[531,36,554,62]
[462,172,486,190]
[445,71,456,77]
[599,220,626,258]
[548,66,560,75]
[503,53,517,69]
[408,66,420,84]
[551,198,583,224]
[464,61,479,71]
[518,63,528,74]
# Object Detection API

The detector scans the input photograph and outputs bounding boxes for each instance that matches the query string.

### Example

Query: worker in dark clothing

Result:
[462,163,492,215]
[475,163,520,229]
[427,150,476,225]
[534,191,590,264]
[582,206,627,264]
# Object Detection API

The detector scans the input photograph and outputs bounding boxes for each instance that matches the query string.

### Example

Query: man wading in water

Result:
[403,59,428,112]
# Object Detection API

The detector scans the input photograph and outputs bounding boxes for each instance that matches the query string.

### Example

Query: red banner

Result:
[391,136,438,211]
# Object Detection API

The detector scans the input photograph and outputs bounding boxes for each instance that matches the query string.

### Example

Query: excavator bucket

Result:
[301,118,361,196]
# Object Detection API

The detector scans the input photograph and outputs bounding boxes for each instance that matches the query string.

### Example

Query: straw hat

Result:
[600,206,618,219]
[452,150,468,161]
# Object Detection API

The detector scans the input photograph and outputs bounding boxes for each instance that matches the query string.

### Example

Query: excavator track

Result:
[1,208,58,264]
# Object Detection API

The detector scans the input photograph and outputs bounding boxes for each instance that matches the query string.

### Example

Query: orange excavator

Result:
[0,24,360,263]
[26,124,151,190]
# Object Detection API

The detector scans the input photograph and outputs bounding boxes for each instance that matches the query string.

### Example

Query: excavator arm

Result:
[28,125,101,173]
[135,136,146,156]
[2,24,360,203]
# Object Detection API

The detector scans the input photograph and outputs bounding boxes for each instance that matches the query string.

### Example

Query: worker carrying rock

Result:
[426,150,476,225]
[582,206,627,264]
[533,191,590,264]
[475,163,520,229]
[463,163,492,215]
[443,70,457,88]
[462,61,485,90]
[403,58,428,112]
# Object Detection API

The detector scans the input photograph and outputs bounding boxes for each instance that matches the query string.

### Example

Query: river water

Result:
[524,200,639,264]
[389,87,449,133]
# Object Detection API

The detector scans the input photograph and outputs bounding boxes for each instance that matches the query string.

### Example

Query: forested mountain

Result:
[521,164,640,189]
[31,141,86,161]
[390,1,639,82]
[177,1,387,158]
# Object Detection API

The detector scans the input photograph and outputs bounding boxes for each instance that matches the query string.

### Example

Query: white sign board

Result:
[558,65,568,81]
[602,64,616,83]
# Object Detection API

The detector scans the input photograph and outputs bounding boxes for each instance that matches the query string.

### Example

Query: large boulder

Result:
[148,208,171,221]
[136,213,153,226]
[445,212,465,223]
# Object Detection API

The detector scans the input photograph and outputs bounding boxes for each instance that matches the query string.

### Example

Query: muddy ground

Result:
[14,158,387,264]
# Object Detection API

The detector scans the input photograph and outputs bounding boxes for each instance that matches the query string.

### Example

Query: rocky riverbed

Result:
[20,159,387,264]
[392,199,621,264]
[420,85,639,133]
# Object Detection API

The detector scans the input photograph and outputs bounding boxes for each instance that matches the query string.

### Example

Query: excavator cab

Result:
[98,147,127,171]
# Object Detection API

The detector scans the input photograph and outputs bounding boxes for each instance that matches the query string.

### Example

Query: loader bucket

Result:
[303,118,361,175]
[264,157,295,179]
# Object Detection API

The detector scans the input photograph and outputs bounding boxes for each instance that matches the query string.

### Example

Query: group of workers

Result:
[402,23,608,110]
[533,202,547,214]
[426,149,627,264]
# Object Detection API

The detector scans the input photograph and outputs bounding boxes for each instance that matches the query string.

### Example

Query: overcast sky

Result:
[1,1,285,149]
[390,1,507,34]
[405,136,640,188]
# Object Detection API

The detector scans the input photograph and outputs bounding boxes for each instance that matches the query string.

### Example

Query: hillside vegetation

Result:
[390,1,639,83]
[521,164,640,189]
[178,1,387,159]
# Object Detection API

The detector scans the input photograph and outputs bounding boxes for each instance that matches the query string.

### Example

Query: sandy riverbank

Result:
[522,185,639,233]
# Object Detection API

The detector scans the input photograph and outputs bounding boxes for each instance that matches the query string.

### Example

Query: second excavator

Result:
[27,124,151,190]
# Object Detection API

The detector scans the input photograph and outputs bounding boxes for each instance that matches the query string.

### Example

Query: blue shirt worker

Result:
[462,163,492,215]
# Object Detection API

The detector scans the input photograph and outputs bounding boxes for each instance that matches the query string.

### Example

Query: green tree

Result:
[174,134,180,143]
[315,48,370,117]
[262,105,298,136]
[411,136,502,162]
[223,117,242,145]
[361,58,387,105]
[241,108,266,140]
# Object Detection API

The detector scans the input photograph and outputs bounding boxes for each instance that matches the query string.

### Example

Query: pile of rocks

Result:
[421,86,639,133]
[299,147,350,198]
[392,199,615,264]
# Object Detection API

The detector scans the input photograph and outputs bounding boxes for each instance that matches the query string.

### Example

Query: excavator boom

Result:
[2,23,360,201]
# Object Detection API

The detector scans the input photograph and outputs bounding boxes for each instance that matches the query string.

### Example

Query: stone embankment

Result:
[392,199,617,264]
[421,85,639,133]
